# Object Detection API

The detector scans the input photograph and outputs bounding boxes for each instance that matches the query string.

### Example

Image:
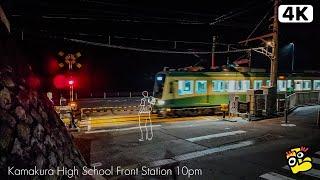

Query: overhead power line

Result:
[64,37,263,55]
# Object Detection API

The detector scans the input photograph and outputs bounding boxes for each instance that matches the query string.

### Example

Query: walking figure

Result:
[138,91,155,141]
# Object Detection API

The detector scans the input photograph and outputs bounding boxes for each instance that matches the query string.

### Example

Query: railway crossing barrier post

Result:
[317,108,320,128]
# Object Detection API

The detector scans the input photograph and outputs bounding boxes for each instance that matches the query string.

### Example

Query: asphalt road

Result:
[73,106,320,180]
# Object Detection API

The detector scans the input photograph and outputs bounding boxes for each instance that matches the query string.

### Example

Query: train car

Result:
[153,70,320,116]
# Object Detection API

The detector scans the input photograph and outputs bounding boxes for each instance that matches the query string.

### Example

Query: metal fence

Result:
[285,91,320,111]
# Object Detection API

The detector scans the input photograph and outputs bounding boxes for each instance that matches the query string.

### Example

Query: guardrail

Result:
[80,106,139,118]
[285,91,320,111]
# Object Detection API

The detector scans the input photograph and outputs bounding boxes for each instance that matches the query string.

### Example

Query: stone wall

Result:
[0,65,87,179]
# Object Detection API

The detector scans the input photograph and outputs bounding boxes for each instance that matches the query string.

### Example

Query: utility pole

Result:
[270,0,279,89]
[227,44,231,65]
[211,36,216,69]
[269,0,279,115]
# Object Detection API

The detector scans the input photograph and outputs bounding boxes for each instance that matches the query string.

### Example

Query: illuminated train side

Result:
[153,71,320,116]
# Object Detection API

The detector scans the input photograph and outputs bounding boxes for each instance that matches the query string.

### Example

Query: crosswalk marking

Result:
[173,140,254,161]
[283,165,320,178]
[186,130,246,142]
[259,172,295,180]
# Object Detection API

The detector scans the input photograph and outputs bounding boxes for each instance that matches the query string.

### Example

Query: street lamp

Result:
[290,43,295,72]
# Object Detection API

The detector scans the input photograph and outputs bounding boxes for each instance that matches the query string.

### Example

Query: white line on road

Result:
[84,125,162,134]
[316,151,320,155]
[283,165,320,178]
[259,172,295,180]
[186,130,246,142]
[90,162,102,167]
[281,124,296,127]
[173,140,254,161]
[312,157,320,165]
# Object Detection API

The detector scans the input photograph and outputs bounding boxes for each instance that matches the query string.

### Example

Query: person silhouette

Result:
[138,91,155,141]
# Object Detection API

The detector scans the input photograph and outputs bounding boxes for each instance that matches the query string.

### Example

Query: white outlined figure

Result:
[138,91,156,141]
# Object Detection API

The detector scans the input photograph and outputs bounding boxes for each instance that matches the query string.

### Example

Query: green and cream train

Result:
[153,70,320,116]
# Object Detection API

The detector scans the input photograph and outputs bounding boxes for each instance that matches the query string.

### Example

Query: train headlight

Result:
[157,100,165,105]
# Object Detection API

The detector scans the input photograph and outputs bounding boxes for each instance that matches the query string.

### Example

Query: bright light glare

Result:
[68,80,74,85]
[157,100,165,105]
[156,76,163,81]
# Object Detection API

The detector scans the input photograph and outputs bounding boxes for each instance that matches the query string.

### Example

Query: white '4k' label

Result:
[278,5,313,23]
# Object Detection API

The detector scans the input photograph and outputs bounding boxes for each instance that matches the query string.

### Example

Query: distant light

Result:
[267,41,272,46]
[279,76,286,80]
[68,80,74,85]
[156,76,163,81]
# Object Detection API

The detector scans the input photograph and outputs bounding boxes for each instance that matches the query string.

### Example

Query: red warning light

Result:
[68,79,74,85]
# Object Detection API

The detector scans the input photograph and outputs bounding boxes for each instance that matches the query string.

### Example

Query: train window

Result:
[277,80,287,91]
[178,80,194,95]
[196,80,207,94]
[212,80,225,92]
[287,80,292,88]
[302,80,311,90]
[294,80,303,91]
[237,80,250,92]
[254,80,263,89]
[266,80,271,87]
[314,80,320,90]
[226,80,236,92]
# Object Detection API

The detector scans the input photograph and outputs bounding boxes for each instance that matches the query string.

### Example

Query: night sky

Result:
[0,0,319,97]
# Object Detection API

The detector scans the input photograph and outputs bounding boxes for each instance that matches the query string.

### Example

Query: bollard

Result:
[129,92,132,98]
[104,92,106,99]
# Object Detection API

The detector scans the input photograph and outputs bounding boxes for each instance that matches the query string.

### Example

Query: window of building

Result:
[302,80,311,90]
[277,80,287,91]
[195,80,207,94]
[314,80,320,90]
[254,80,263,90]
[212,80,225,92]
[178,80,194,95]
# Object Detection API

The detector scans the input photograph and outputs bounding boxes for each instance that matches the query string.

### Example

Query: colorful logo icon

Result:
[286,146,313,174]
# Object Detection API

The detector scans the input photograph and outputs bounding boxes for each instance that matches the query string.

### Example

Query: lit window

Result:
[254,80,263,90]
[277,80,287,91]
[196,80,207,94]
[314,80,320,90]
[212,80,226,92]
[239,80,250,92]
[227,80,236,92]
[287,80,292,88]
[266,80,271,87]
[302,80,311,90]
[294,80,303,91]
[178,80,194,95]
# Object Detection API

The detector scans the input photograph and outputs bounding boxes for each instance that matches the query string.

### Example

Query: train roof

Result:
[156,71,320,78]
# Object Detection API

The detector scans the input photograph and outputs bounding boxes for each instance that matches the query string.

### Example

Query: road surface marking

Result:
[316,151,320,155]
[90,162,102,167]
[312,157,320,165]
[281,124,296,127]
[186,130,246,142]
[84,125,161,134]
[283,165,320,178]
[260,172,295,180]
[173,140,254,161]
[148,159,177,168]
